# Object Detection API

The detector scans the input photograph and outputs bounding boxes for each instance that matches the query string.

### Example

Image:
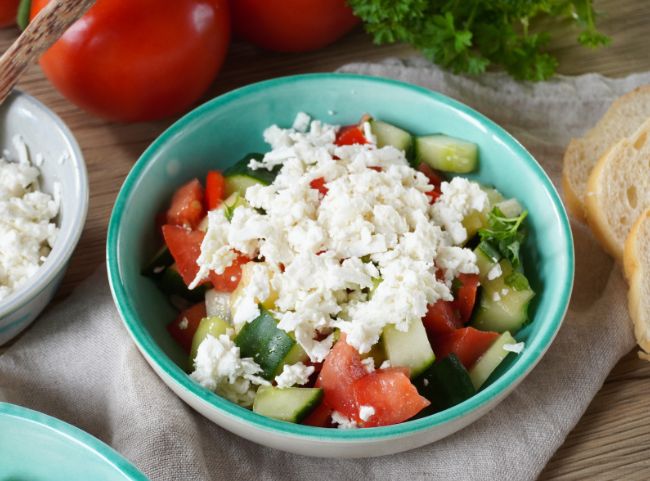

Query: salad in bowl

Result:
[144,112,534,429]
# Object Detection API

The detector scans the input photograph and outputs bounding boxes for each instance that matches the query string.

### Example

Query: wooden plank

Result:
[1,0,649,478]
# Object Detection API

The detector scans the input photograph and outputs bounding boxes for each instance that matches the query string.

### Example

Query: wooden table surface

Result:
[2,1,650,478]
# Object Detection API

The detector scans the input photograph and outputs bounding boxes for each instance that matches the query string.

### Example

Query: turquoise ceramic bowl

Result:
[0,403,148,480]
[107,74,574,457]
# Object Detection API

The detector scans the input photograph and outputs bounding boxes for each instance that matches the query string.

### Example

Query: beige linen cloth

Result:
[0,59,646,480]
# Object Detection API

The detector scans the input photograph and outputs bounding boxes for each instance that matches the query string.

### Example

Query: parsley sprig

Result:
[478,207,528,269]
[348,0,610,81]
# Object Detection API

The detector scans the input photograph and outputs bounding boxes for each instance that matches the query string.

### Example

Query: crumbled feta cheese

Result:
[379,360,391,369]
[292,112,311,132]
[0,141,59,301]
[359,405,376,422]
[331,410,358,429]
[195,118,485,362]
[503,342,525,354]
[487,263,502,280]
[423,378,429,387]
[492,292,502,302]
[190,332,269,407]
[361,357,375,373]
[501,288,510,296]
[178,317,189,330]
[431,177,487,245]
[274,362,315,388]
[362,121,377,144]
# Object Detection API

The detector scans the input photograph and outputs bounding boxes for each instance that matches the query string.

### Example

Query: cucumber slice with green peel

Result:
[369,120,414,159]
[142,246,174,278]
[414,354,476,413]
[472,258,534,333]
[222,191,249,221]
[253,386,323,423]
[224,175,266,198]
[474,244,501,282]
[235,309,307,380]
[158,264,209,302]
[469,331,516,389]
[415,134,478,173]
[190,316,230,368]
[382,318,435,378]
[496,198,524,218]
[223,153,280,197]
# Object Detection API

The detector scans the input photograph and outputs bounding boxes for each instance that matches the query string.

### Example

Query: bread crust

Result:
[562,85,650,221]
[623,208,650,354]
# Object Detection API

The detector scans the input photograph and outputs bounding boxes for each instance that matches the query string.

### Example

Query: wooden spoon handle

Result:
[0,0,97,104]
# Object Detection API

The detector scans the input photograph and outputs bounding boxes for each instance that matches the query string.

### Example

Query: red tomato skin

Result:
[0,0,18,27]
[423,300,462,338]
[452,273,480,323]
[208,254,250,292]
[316,337,367,420]
[432,327,499,369]
[232,0,359,53]
[161,224,205,286]
[167,179,205,229]
[309,177,328,196]
[353,369,430,427]
[167,302,206,353]
[205,171,225,211]
[418,163,444,203]
[335,125,368,146]
[31,0,231,121]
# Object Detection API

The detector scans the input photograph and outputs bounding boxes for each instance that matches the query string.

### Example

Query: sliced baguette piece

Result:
[562,85,650,221]
[584,118,650,261]
[623,208,650,356]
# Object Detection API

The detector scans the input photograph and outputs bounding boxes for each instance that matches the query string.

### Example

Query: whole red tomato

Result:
[232,0,359,53]
[0,0,19,27]
[31,0,230,122]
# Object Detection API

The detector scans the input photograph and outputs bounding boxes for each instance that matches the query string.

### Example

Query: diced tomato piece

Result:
[167,302,206,353]
[208,254,250,292]
[309,177,328,196]
[166,179,206,229]
[316,337,367,420]
[423,300,462,338]
[432,327,499,369]
[162,224,206,286]
[418,163,444,204]
[452,273,480,323]
[352,368,430,427]
[335,125,368,146]
[205,171,225,211]
[302,401,333,427]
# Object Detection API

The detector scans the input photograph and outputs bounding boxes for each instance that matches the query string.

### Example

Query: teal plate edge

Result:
[0,402,149,480]
[107,72,575,442]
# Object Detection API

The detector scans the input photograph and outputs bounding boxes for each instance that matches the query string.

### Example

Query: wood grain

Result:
[1,1,649,478]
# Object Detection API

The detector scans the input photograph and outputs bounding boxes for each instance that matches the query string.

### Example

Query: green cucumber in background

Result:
[17,0,31,30]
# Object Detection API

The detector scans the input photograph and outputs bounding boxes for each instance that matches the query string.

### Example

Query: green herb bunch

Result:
[347,0,610,81]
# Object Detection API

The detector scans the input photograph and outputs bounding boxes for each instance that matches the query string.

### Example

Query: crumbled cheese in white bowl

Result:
[0,91,88,344]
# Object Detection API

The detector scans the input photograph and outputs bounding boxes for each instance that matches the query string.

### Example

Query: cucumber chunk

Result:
[235,309,307,380]
[190,316,230,368]
[382,318,435,378]
[472,257,534,333]
[415,134,478,173]
[223,153,279,197]
[142,246,174,278]
[253,386,323,423]
[222,192,249,221]
[158,264,208,303]
[369,120,414,159]
[469,331,516,389]
[414,354,476,413]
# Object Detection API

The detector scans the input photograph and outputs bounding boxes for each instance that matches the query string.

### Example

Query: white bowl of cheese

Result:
[0,90,87,344]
